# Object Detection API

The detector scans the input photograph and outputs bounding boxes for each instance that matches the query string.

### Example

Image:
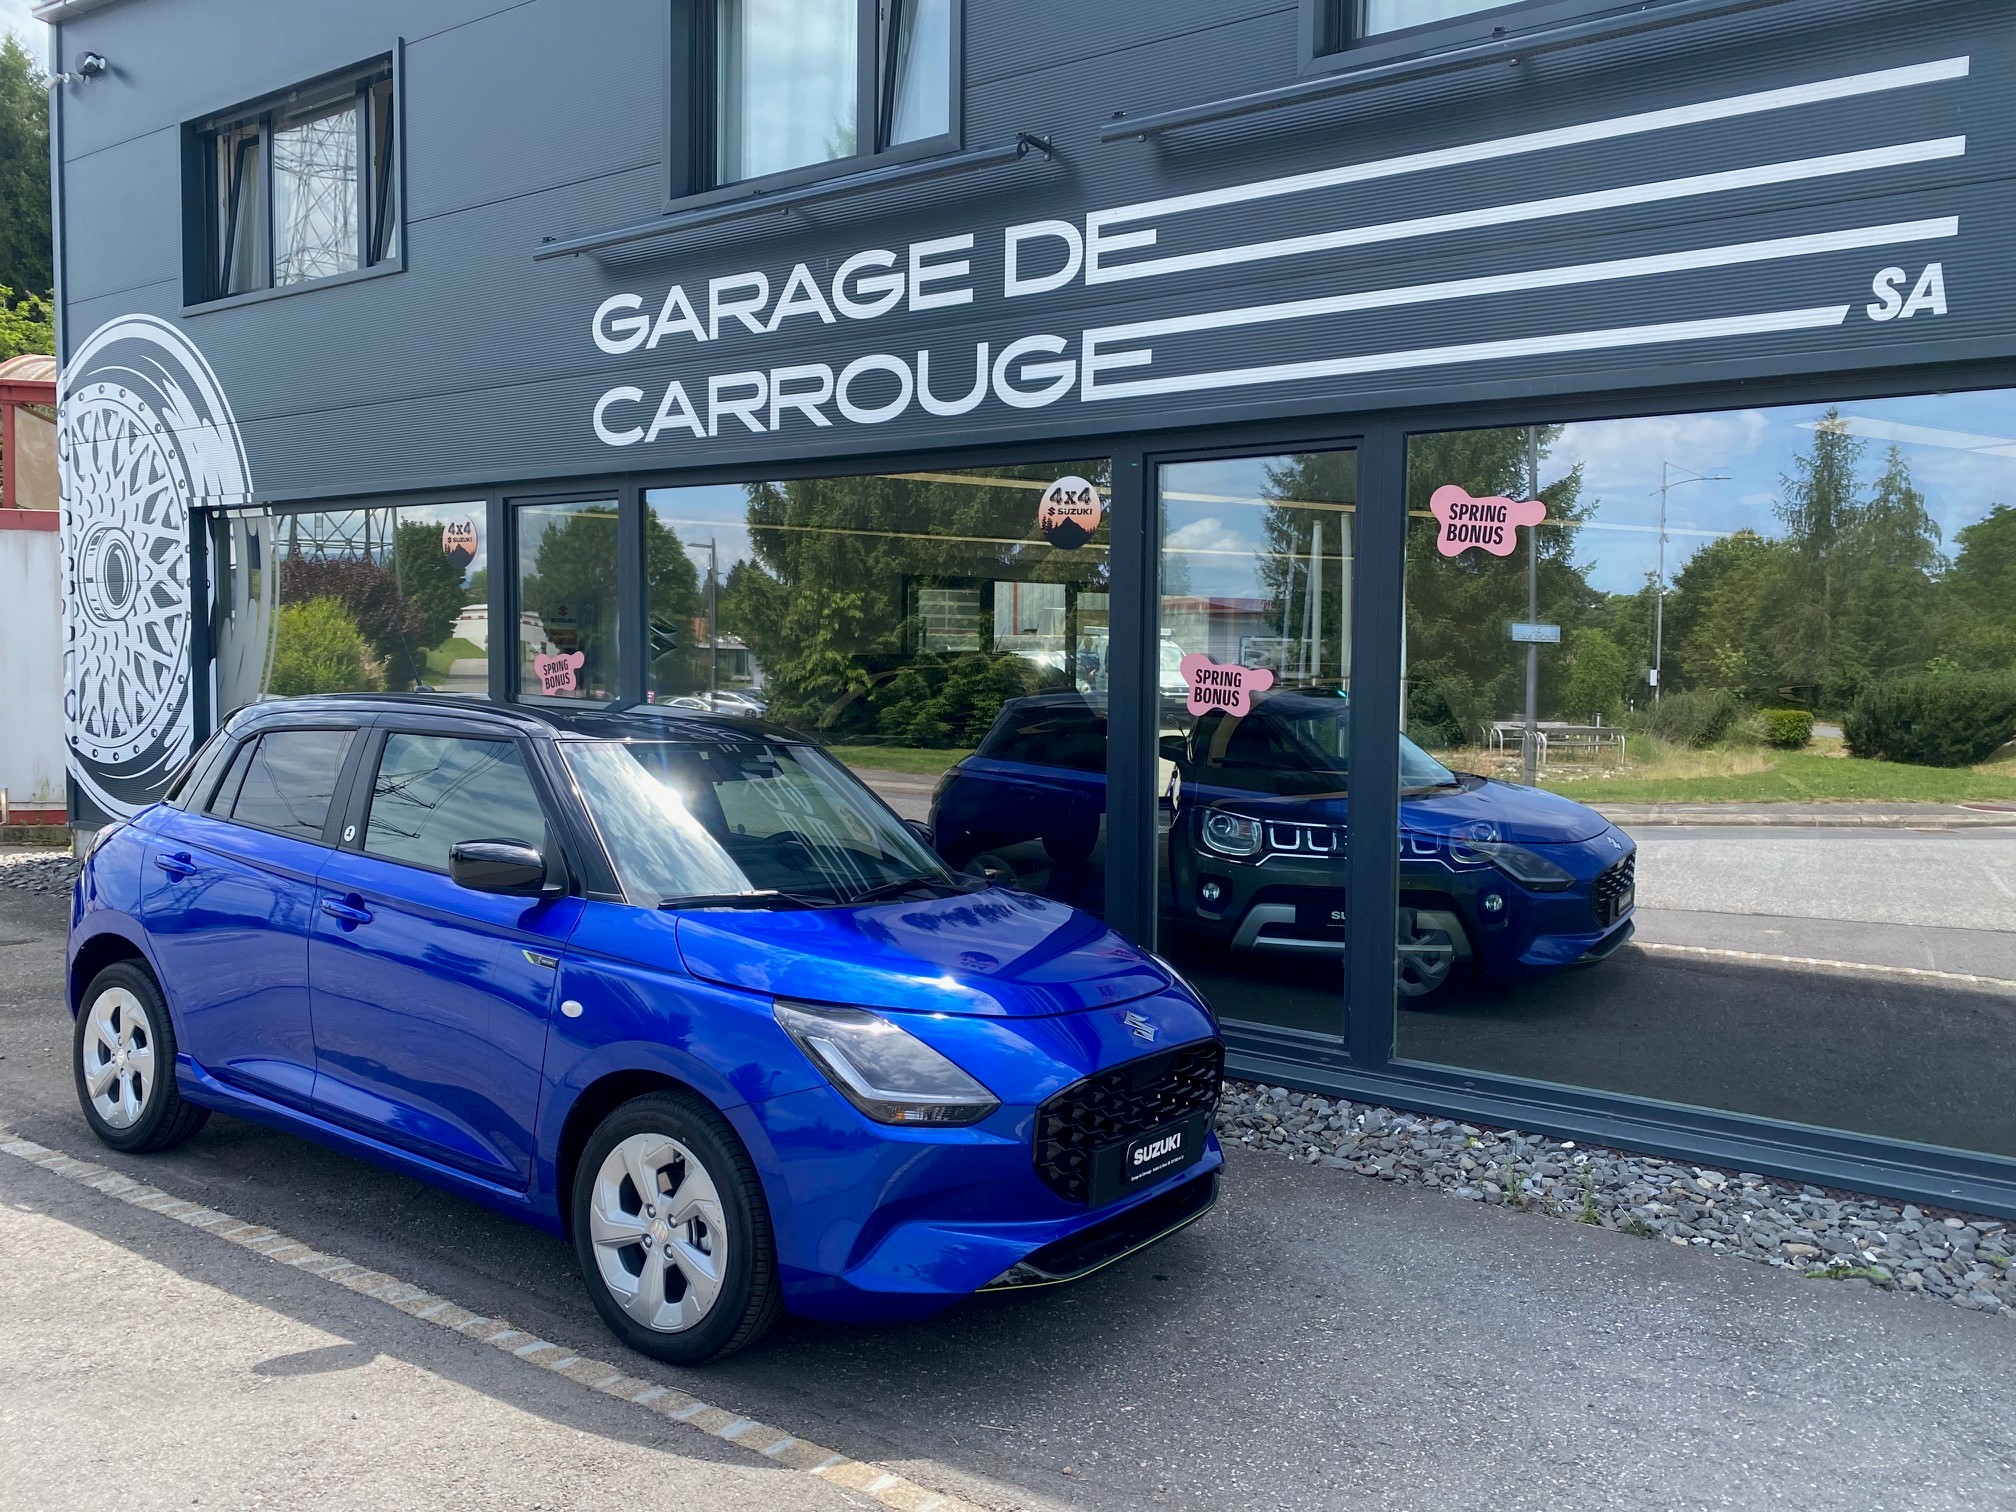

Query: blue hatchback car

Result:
[934,692,1636,1002]
[68,696,1223,1363]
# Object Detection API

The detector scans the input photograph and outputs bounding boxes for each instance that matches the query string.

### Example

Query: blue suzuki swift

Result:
[69,697,1222,1362]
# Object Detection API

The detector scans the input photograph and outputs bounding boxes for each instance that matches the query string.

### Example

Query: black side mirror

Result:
[449,839,551,898]
[1159,733,1188,767]
[901,818,935,847]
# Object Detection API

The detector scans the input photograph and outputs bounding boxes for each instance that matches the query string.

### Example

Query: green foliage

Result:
[1759,708,1814,749]
[269,598,382,696]
[519,505,621,693]
[0,283,51,361]
[1844,671,2016,768]
[0,35,50,301]
[866,652,1031,747]
[1561,627,1631,722]
[278,522,470,692]
[1627,688,1743,749]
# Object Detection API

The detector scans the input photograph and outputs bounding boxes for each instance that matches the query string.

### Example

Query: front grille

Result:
[1592,852,1636,926]
[1264,821,1346,857]
[1034,1040,1224,1205]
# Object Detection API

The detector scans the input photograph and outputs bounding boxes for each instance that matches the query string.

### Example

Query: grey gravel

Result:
[0,853,77,897]
[1215,1078,2014,1322]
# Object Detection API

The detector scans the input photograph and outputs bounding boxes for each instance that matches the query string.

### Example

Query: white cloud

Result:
[1,3,47,51]
[1554,409,1771,500]
[1164,515,1250,560]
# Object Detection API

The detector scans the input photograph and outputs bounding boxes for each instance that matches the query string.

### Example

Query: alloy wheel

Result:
[81,986,157,1129]
[586,1133,728,1334]
[1396,913,1458,999]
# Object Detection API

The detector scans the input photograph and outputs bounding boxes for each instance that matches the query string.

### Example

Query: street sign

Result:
[1509,622,1561,643]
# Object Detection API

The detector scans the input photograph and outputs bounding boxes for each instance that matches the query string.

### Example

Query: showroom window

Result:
[515,499,621,703]
[1312,0,1681,60]
[186,57,400,304]
[1395,391,2016,1162]
[673,0,956,196]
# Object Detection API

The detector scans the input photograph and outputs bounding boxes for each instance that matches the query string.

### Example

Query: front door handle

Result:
[320,897,374,927]
[154,852,196,880]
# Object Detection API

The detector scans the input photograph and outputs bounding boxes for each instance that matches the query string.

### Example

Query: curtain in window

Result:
[716,0,856,183]
[886,0,951,146]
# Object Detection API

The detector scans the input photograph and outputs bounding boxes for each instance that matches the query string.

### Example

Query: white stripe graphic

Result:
[1087,139,1965,284]
[1084,306,1853,402]
[1090,218,1958,345]
[1095,56,1970,230]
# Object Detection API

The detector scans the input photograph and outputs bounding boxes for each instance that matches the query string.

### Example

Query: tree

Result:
[1666,530,1792,701]
[0,283,51,360]
[1938,502,2016,671]
[1772,410,1864,692]
[645,508,705,697]
[269,598,383,696]
[0,34,51,301]
[1561,627,1631,722]
[1828,444,1943,702]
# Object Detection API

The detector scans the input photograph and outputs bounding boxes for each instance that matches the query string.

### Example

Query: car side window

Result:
[205,738,257,817]
[984,706,1106,772]
[225,729,356,840]
[363,733,550,872]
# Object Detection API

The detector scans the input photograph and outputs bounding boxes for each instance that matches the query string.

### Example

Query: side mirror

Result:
[1159,733,1188,767]
[901,818,936,847]
[449,839,551,898]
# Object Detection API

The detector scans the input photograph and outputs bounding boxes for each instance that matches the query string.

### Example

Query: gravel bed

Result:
[1217,1080,2014,1320]
[0,851,79,896]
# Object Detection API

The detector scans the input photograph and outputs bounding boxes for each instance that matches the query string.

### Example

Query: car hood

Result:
[675,889,1172,1018]
[1401,778,1612,845]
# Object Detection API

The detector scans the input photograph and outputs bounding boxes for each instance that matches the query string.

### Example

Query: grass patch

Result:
[1445,736,2016,805]
[423,637,487,678]
[823,744,973,779]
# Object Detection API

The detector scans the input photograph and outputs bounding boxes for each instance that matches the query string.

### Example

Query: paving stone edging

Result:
[1215,1081,2014,1319]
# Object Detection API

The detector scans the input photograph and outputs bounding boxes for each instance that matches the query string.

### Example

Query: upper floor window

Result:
[187,58,400,305]
[1356,0,1520,38]
[676,0,955,198]
[1316,0,1641,58]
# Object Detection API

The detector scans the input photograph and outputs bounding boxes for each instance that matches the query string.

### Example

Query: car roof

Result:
[223,694,803,745]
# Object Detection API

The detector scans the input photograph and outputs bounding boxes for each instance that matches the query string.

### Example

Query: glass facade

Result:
[516,499,620,702]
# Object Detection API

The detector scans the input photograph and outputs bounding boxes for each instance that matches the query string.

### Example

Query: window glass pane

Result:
[646,460,1111,916]
[518,500,619,701]
[365,734,548,871]
[367,77,399,264]
[229,729,354,839]
[1360,0,1522,35]
[217,126,266,296]
[887,0,952,145]
[206,737,257,816]
[717,0,857,182]
[209,504,491,715]
[272,98,359,286]
[1399,391,2016,1161]
[1155,452,1359,1038]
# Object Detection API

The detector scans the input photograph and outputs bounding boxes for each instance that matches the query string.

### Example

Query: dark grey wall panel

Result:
[58,127,180,302]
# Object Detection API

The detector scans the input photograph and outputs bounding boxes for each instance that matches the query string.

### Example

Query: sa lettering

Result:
[1867,263,1947,322]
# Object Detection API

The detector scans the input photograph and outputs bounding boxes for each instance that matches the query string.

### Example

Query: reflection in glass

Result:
[886,0,952,145]
[646,462,1111,916]
[272,99,360,286]
[1360,0,1518,36]
[717,0,856,183]
[1399,391,2016,1161]
[216,125,266,295]
[1156,451,1358,1037]
[517,501,620,701]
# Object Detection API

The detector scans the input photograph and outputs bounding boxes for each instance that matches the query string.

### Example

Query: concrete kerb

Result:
[1591,805,2016,828]
[0,1131,986,1512]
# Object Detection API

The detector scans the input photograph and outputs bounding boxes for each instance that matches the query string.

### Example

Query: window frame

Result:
[181,48,406,313]
[664,0,962,211]
[198,726,363,847]
[1303,0,1677,75]
[354,728,560,878]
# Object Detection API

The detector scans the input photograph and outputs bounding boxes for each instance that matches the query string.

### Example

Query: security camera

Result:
[77,53,109,77]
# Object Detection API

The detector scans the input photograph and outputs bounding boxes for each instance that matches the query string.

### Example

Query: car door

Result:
[308,724,583,1188]
[141,723,362,1110]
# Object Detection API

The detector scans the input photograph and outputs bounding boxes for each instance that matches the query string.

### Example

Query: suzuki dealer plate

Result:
[1087,1112,1210,1207]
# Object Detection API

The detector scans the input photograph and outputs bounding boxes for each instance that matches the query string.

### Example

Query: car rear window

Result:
[980,703,1106,772]
[221,729,355,841]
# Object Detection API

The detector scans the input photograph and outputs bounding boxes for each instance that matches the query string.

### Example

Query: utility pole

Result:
[1652,462,1729,703]
[707,537,719,707]
[1524,426,1540,787]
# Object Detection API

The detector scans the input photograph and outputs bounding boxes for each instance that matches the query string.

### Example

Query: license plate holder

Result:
[1086,1111,1210,1208]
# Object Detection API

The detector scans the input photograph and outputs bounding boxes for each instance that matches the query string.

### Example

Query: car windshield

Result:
[1189,691,1458,794]
[562,737,954,908]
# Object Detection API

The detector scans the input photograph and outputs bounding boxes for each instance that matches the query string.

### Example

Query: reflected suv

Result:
[933,691,1636,1001]
[68,696,1222,1364]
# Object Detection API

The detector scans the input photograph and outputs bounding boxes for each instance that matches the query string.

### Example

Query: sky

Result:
[1,4,44,53]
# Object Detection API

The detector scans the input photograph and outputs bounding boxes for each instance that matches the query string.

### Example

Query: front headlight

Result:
[1449,838,1575,892]
[773,1001,999,1126]
[1199,809,1263,857]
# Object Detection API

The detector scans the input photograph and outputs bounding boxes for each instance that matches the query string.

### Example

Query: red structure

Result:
[0,353,58,529]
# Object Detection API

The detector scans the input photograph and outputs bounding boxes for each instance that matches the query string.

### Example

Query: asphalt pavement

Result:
[4,880,2015,1510]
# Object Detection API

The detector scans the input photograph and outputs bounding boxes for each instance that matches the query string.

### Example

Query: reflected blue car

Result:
[67,696,1222,1364]
[934,692,1636,1001]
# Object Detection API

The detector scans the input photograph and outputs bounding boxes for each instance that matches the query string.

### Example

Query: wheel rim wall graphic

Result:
[59,316,253,819]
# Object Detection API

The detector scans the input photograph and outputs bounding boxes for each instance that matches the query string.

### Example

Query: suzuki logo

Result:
[1122,1011,1158,1043]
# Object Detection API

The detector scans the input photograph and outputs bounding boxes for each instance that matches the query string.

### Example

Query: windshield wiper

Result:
[658,890,827,911]
[1401,779,1465,796]
[842,875,955,905]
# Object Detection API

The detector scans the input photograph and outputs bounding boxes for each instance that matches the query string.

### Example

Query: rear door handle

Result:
[320,898,373,926]
[154,852,196,880]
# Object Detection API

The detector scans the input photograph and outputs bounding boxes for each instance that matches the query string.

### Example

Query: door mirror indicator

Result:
[449,839,550,897]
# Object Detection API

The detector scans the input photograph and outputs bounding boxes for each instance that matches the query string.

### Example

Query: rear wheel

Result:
[571,1092,782,1365]
[1396,910,1464,1006]
[72,961,209,1152]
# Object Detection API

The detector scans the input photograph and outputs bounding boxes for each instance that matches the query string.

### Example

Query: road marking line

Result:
[1635,940,2016,991]
[0,1131,990,1512]
[1984,866,2015,900]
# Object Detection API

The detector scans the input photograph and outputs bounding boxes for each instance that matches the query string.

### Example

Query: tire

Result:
[1396,910,1466,1008]
[571,1092,783,1365]
[72,961,209,1153]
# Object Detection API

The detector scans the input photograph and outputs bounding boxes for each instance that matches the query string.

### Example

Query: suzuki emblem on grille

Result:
[1122,1011,1157,1043]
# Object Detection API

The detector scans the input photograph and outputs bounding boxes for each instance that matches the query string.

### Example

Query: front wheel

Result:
[1396,910,1465,1007]
[72,961,209,1152]
[571,1092,782,1365]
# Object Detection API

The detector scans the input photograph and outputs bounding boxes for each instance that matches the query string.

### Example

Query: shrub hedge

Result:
[1759,708,1814,749]
[1627,688,1744,749]
[1843,672,2016,767]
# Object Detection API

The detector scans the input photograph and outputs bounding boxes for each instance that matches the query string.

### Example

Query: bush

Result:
[1759,708,1814,749]
[1626,688,1743,749]
[1844,672,2016,767]
[268,598,383,696]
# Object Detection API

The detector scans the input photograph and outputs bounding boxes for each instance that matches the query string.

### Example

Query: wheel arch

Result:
[553,1068,749,1239]
[68,926,161,1018]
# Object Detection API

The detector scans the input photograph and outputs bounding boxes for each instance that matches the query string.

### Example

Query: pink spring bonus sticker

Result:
[1181,653,1275,718]
[1430,484,1546,557]
[533,649,585,695]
